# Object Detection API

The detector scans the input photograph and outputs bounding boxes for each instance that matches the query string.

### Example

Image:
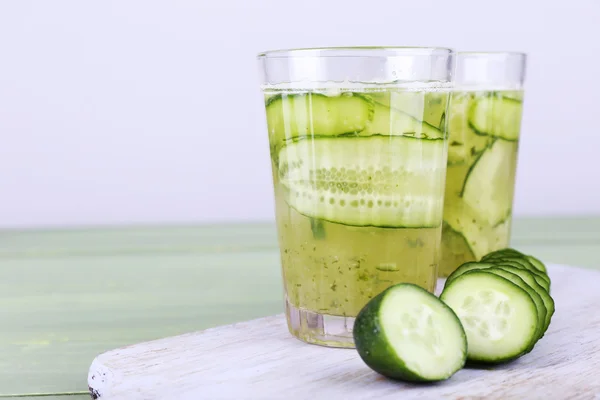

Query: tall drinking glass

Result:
[258,47,454,348]
[440,52,527,277]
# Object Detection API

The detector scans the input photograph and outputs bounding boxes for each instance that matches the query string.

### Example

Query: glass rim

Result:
[257,46,454,59]
[457,51,527,59]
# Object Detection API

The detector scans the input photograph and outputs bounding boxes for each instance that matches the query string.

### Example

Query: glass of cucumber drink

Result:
[258,47,454,348]
[439,52,527,277]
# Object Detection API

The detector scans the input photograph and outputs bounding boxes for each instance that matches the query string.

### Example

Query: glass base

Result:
[285,297,356,348]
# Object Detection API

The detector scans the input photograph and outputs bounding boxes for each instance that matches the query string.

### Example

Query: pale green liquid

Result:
[266,88,448,317]
[440,90,523,276]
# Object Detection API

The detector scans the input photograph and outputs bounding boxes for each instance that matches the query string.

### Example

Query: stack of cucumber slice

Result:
[441,248,553,363]
[353,248,554,382]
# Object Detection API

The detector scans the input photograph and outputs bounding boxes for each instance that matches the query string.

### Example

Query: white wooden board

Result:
[88,264,600,400]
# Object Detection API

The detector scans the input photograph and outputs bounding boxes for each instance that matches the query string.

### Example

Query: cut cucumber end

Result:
[354,284,466,382]
[441,271,538,363]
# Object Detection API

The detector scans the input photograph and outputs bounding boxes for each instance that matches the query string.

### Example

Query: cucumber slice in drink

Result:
[440,222,475,273]
[353,283,467,382]
[278,136,446,228]
[461,140,519,227]
[368,90,447,129]
[440,271,538,363]
[447,93,492,165]
[265,93,372,141]
[266,92,443,143]
[364,103,443,139]
[468,95,524,141]
[444,202,511,260]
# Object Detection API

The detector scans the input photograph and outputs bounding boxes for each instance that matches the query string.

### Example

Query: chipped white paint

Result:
[88,264,600,400]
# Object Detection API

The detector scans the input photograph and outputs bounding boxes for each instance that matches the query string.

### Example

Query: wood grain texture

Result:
[88,264,600,400]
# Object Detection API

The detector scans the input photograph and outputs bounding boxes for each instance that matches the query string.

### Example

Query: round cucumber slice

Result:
[492,265,554,335]
[353,283,466,382]
[525,255,548,274]
[487,257,550,285]
[480,267,546,350]
[440,270,538,363]
[482,248,525,259]
[444,261,497,286]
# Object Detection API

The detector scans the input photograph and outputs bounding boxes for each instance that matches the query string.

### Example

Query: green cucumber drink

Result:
[266,87,448,346]
[440,53,527,277]
[259,47,454,348]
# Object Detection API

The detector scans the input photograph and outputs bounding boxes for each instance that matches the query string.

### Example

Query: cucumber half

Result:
[354,283,467,382]
[279,136,446,228]
[440,270,538,363]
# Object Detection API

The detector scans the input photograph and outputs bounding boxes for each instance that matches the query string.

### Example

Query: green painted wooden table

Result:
[0,217,598,398]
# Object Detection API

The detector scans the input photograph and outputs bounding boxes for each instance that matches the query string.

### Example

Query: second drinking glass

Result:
[440,52,527,276]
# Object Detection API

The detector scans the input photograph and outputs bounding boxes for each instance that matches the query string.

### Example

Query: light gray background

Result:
[0,0,598,228]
